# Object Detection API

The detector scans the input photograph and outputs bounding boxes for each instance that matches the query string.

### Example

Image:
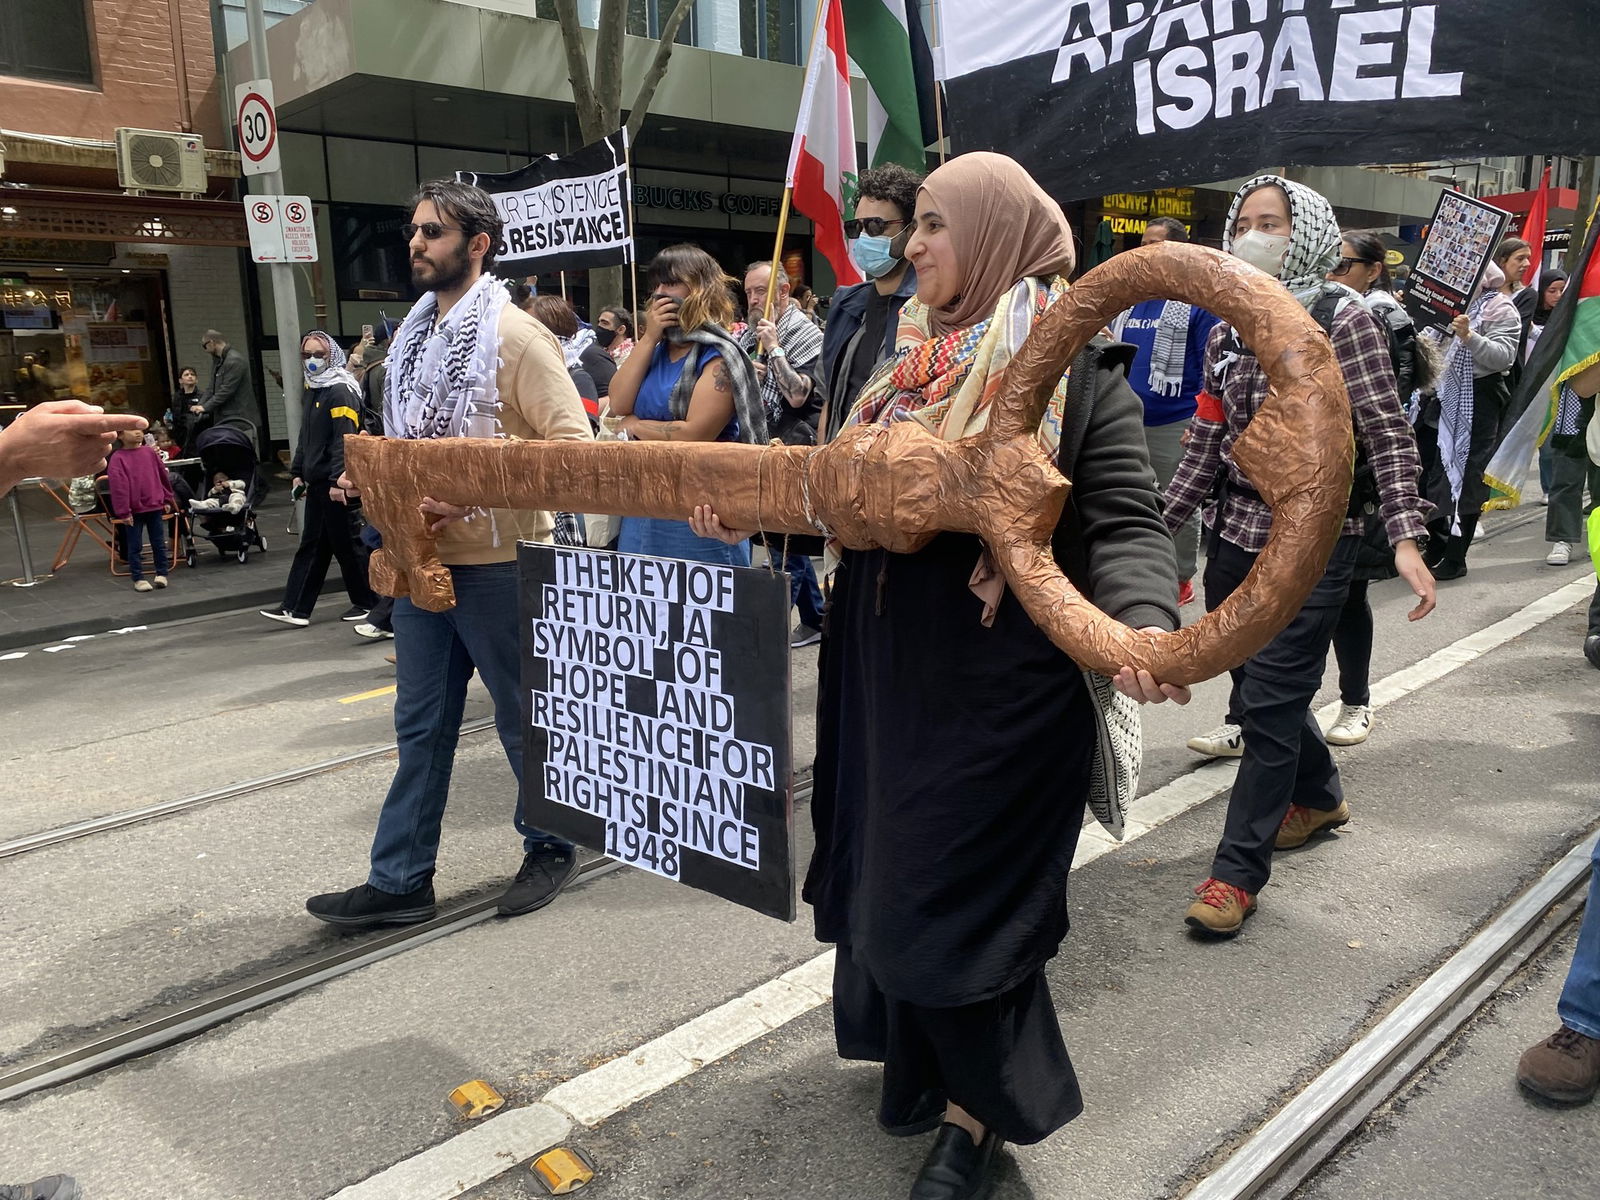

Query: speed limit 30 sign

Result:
[235,79,280,177]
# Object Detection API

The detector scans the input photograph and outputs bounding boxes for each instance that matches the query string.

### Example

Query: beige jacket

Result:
[435,304,594,565]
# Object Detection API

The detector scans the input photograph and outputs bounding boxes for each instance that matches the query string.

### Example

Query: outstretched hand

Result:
[0,400,146,487]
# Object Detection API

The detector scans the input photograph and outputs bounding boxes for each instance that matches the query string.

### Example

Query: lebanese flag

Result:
[786,0,863,288]
[1520,165,1552,287]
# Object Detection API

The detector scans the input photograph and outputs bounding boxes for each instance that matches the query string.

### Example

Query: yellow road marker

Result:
[339,684,397,704]
[448,1080,505,1119]
[531,1147,595,1194]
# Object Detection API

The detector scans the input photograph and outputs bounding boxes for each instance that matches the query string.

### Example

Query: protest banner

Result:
[461,131,632,274]
[938,2,1599,202]
[519,544,796,922]
[1403,190,1511,330]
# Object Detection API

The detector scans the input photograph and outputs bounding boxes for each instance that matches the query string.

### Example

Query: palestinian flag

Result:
[842,0,938,171]
[1485,204,1600,505]
[786,0,863,288]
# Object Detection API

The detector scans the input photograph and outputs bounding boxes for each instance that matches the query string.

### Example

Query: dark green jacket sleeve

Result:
[1063,358,1181,634]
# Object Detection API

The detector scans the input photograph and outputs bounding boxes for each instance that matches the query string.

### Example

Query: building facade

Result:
[1,0,252,433]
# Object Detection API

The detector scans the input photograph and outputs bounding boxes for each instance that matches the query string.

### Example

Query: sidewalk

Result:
[0,471,350,651]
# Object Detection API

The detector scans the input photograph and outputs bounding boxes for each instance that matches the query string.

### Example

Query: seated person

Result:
[189,471,249,530]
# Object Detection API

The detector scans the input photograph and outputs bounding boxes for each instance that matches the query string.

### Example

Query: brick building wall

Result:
[3,0,224,143]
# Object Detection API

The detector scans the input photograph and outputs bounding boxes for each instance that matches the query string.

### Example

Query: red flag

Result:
[1520,165,1551,287]
[785,0,863,290]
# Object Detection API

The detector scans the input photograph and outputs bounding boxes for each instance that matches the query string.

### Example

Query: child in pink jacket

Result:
[105,427,176,592]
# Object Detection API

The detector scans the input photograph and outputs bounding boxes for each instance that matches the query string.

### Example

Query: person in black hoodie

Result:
[260,332,377,627]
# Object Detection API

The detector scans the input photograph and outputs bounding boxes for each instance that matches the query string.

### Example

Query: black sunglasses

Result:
[843,217,907,239]
[1330,257,1380,275]
[401,222,465,241]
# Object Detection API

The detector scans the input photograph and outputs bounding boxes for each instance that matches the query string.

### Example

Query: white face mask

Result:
[1232,229,1292,278]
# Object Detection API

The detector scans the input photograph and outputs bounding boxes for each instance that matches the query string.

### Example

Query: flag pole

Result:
[623,127,641,331]
[929,0,948,164]
[765,0,834,326]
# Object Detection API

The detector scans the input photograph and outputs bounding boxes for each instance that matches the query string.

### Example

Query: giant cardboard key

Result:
[344,243,1355,685]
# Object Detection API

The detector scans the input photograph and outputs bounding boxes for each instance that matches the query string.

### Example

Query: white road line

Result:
[329,577,1594,1200]
[0,652,26,661]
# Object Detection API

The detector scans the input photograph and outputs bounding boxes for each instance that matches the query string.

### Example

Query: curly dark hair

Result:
[409,178,504,270]
[856,163,923,221]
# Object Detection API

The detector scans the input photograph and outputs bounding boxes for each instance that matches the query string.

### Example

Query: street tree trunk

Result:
[552,0,698,316]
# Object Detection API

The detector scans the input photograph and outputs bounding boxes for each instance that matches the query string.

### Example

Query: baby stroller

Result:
[185,424,268,566]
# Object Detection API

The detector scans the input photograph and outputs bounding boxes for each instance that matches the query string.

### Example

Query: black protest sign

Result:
[1403,190,1510,331]
[940,2,1599,203]
[519,545,795,922]
[460,131,632,274]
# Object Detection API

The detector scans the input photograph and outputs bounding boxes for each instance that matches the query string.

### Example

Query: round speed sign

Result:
[236,85,279,174]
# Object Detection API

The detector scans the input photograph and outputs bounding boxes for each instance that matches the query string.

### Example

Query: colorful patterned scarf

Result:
[847,275,1071,451]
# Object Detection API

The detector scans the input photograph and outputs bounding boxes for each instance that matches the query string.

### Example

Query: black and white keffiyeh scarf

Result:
[382,273,509,440]
[739,302,825,427]
[666,325,769,444]
[1111,300,1191,397]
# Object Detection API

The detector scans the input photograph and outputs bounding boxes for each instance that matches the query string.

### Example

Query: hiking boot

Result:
[1517,1025,1600,1104]
[791,623,822,648]
[1325,704,1373,746]
[305,882,436,928]
[1186,723,1244,758]
[133,579,153,593]
[1546,541,1572,567]
[340,605,370,621]
[1276,799,1352,849]
[0,1176,81,1200]
[498,844,580,916]
[1185,878,1256,936]
[1178,579,1196,606]
[260,609,309,627]
[353,622,394,640]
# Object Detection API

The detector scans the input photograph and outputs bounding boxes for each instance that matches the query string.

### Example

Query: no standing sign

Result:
[235,79,280,178]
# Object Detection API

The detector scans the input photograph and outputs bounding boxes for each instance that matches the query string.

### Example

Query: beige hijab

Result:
[917,152,1076,336]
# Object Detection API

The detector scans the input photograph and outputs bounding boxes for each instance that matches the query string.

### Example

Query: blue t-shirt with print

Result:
[1119,299,1220,427]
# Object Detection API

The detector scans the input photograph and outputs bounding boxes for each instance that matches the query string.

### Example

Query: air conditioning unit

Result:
[115,128,207,194]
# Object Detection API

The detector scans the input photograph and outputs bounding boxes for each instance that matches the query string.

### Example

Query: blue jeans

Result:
[368,561,572,894]
[125,510,169,581]
[1559,838,1600,1039]
[787,552,824,629]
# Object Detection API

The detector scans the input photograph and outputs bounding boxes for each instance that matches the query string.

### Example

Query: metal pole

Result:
[244,0,303,457]
[7,488,38,587]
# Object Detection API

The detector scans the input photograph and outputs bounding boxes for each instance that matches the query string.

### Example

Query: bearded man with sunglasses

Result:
[307,179,594,929]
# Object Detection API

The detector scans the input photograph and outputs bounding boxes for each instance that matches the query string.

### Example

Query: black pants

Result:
[831,944,1082,1146]
[1331,579,1372,707]
[1589,578,1600,639]
[367,593,395,632]
[1206,536,1356,894]
[283,488,376,618]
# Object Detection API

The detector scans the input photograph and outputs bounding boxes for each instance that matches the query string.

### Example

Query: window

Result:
[740,0,798,64]
[0,0,95,85]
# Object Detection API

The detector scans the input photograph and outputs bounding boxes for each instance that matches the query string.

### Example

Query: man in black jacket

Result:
[261,332,377,627]
[193,329,259,438]
[819,163,923,441]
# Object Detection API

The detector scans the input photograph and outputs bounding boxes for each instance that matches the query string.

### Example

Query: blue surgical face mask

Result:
[850,234,900,280]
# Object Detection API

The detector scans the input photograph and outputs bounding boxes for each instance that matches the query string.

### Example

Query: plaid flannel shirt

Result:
[1163,301,1430,554]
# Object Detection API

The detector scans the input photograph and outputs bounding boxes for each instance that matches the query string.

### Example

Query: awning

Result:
[0,189,247,248]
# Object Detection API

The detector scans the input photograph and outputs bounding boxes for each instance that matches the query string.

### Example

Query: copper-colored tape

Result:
[346,242,1352,685]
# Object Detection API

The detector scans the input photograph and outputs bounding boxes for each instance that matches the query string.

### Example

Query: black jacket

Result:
[291,380,363,485]
[200,346,258,433]
[820,268,918,440]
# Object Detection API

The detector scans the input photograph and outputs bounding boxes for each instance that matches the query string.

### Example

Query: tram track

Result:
[0,776,817,1108]
[1181,827,1599,1200]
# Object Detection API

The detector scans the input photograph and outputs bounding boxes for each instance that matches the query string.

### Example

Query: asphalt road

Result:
[0,509,1595,1199]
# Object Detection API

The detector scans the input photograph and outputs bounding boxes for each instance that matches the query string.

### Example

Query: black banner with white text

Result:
[460,131,632,274]
[940,2,1598,203]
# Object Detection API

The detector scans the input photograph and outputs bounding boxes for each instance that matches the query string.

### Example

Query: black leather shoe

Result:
[499,844,580,915]
[1585,635,1600,671]
[879,1089,947,1137]
[909,1123,1005,1200]
[305,882,436,928]
[1431,559,1467,581]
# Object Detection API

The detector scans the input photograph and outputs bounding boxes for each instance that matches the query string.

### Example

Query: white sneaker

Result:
[1186,723,1244,758]
[1546,541,1572,566]
[259,609,309,627]
[1325,703,1374,746]
[133,580,153,593]
[353,622,395,640]
[153,575,168,589]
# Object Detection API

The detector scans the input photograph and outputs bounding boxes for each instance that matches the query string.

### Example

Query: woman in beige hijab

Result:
[697,153,1184,1200]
